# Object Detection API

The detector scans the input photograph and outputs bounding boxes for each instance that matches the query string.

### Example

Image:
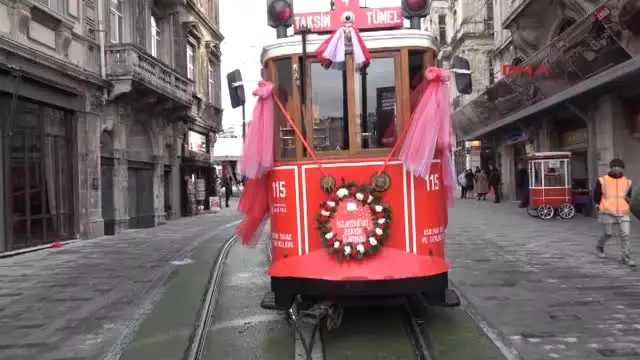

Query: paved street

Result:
[448,199,640,360]
[0,207,241,360]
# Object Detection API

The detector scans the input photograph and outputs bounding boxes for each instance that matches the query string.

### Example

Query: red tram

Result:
[233,0,472,310]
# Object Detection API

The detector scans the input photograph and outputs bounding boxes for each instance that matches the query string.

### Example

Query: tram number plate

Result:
[425,174,440,192]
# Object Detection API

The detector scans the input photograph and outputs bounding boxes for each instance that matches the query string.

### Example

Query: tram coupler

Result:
[288,296,339,360]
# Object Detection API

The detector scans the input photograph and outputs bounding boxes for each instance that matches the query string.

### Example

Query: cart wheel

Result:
[537,204,554,219]
[527,207,538,217]
[558,203,576,219]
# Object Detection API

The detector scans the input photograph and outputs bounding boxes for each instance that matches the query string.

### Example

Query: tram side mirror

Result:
[451,56,472,95]
[226,69,245,109]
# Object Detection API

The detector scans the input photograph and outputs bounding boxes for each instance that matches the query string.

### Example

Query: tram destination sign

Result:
[293,0,403,34]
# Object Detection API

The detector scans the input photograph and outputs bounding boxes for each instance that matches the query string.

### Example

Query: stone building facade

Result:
[452,0,640,205]
[0,0,223,253]
[425,0,496,170]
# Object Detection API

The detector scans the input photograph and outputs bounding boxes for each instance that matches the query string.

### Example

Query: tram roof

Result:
[261,29,438,64]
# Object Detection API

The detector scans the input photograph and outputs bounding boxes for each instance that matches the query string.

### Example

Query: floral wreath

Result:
[316,182,392,261]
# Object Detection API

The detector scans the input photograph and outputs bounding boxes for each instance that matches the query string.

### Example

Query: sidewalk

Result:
[447,199,640,360]
[0,206,241,360]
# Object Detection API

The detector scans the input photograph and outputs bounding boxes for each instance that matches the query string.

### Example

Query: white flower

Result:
[377,218,386,224]
[357,244,365,253]
[344,245,352,255]
[368,237,378,246]
[327,201,336,208]
[325,232,334,240]
[336,188,349,198]
[367,194,374,203]
[321,210,331,216]
[375,228,383,235]
[355,192,364,201]
[333,241,341,248]
[375,205,383,213]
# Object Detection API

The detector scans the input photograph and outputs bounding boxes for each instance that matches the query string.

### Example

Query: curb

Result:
[448,280,525,360]
[0,239,82,259]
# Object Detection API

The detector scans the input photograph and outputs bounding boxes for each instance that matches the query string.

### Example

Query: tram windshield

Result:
[270,49,429,160]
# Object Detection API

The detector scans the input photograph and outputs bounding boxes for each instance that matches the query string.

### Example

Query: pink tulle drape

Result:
[236,81,275,247]
[398,67,456,200]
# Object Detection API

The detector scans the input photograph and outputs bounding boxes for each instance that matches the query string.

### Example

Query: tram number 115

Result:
[425,174,440,192]
[272,181,286,198]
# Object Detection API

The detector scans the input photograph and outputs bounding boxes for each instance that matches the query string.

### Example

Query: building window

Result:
[45,0,64,14]
[110,0,123,43]
[187,44,195,80]
[151,16,160,57]
[438,15,447,45]
[208,62,215,103]
[486,0,494,32]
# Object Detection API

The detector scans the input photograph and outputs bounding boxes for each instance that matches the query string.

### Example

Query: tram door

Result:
[127,163,154,229]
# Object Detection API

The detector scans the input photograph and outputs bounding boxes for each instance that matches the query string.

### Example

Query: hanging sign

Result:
[293,0,403,33]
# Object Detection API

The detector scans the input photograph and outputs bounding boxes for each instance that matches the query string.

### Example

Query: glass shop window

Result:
[273,58,296,159]
[309,62,349,152]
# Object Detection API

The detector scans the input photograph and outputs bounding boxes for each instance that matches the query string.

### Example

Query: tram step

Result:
[260,291,288,310]
[425,288,461,308]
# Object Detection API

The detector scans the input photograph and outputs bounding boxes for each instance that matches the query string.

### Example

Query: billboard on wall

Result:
[453,0,640,138]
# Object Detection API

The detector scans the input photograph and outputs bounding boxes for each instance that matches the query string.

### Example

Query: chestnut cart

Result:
[527,152,576,220]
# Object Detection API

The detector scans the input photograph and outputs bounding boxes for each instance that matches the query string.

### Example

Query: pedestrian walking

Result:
[475,169,489,200]
[488,164,501,203]
[458,171,468,199]
[222,176,233,208]
[593,158,635,267]
[464,169,475,198]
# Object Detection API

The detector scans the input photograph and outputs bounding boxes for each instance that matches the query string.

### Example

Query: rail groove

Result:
[184,235,238,360]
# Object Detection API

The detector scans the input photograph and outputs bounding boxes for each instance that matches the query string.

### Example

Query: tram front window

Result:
[355,57,397,149]
[309,63,349,151]
[274,58,296,159]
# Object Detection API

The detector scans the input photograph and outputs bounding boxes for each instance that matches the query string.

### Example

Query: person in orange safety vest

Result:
[593,158,634,267]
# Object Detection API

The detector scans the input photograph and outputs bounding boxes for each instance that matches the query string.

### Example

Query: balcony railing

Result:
[105,44,194,106]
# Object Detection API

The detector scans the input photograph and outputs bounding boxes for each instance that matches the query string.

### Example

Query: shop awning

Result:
[454,0,640,140]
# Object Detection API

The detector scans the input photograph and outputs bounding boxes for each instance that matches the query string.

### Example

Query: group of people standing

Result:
[458,165,502,203]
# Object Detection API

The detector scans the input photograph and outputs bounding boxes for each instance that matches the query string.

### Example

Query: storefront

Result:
[453,0,640,201]
[181,129,214,216]
[1,94,76,250]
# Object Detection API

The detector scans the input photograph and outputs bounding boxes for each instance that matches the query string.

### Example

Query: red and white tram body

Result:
[527,152,576,220]
[244,1,460,309]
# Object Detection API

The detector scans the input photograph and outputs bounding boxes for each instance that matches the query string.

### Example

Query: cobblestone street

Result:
[0,208,241,360]
[447,199,640,360]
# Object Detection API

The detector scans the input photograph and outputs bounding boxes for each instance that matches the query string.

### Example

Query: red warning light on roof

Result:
[269,0,292,22]
[293,0,403,34]
[405,0,428,12]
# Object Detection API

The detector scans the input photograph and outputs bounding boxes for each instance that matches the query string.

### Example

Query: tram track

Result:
[184,234,238,360]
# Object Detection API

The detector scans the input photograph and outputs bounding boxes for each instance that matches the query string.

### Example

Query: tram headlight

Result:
[401,0,430,17]
[267,0,294,28]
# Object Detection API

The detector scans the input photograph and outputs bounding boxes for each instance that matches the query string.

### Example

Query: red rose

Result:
[349,187,356,195]
[330,194,339,202]
[377,212,384,219]
[321,215,329,222]
[363,241,371,250]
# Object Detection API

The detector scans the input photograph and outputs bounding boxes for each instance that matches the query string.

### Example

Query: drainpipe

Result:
[97,0,108,101]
